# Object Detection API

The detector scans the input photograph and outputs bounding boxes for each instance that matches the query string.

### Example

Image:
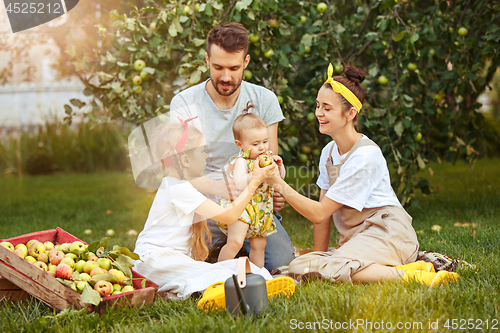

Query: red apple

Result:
[37,252,49,263]
[258,154,273,167]
[49,250,66,265]
[90,267,107,277]
[28,242,46,258]
[56,263,73,280]
[94,280,113,297]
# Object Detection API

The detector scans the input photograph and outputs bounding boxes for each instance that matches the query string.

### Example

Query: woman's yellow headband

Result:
[324,63,362,113]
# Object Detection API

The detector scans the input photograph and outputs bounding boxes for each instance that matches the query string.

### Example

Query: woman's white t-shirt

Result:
[134,177,207,259]
[316,135,402,212]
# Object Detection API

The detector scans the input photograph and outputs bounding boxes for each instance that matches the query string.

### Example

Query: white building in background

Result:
[0,10,89,128]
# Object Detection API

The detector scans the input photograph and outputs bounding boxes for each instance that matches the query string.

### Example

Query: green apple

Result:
[132,75,142,86]
[113,284,122,292]
[59,243,71,252]
[436,108,443,115]
[25,256,37,264]
[79,273,92,282]
[106,229,115,237]
[429,48,436,56]
[90,267,107,277]
[431,225,442,232]
[13,247,27,259]
[0,241,14,252]
[76,281,87,293]
[60,257,75,268]
[28,242,46,258]
[133,85,142,94]
[43,241,54,251]
[307,112,316,122]
[37,252,49,263]
[407,63,417,71]
[97,258,112,271]
[111,291,122,296]
[83,261,99,274]
[134,59,146,72]
[75,260,86,273]
[26,239,39,249]
[182,5,191,15]
[66,253,78,260]
[149,21,157,31]
[248,33,259,44]
[447,132,454,139]
[299,154,308,163]
[34,261,48,271]
[268,19,279,28]
[313,149,321,156]
[277,96,283,104]
[448,27,454,33]
[140,70,151,81]
[109,269,125,284]
[121,285,135,293]
[70,241,86,255]
[300,15,307,25]
[244,70,252,80]
[84,229,92,235]
[458,27,468,36]
[378,75,389,85]
[414,132,423,142]
[258,154,273,167]
[304,46,311,54]
[334,64,344,73]
[317,2,328,13]
[264,49,274,58]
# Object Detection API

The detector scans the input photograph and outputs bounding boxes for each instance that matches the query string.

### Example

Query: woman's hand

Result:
[266,164,283,186]
[251,159,276,184]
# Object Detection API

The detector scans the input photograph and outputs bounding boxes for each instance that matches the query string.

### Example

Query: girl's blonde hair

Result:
[152,121,211,261]
[232,102,267,141]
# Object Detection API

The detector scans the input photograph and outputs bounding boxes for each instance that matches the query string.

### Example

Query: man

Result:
[169,22,295,271]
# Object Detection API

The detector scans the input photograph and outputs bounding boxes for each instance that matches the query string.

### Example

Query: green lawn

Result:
[1,159,499,332]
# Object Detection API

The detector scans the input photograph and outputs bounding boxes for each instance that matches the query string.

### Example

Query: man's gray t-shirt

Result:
[169,79,285,180]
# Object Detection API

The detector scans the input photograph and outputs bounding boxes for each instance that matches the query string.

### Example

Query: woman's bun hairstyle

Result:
[343,66,365,84]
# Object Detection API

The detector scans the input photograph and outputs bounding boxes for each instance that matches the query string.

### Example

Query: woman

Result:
[268,64,458,286]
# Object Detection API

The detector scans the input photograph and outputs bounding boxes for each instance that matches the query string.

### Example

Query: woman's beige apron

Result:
[289,139,419,282]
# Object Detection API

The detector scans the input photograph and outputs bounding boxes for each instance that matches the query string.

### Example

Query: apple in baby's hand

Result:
[94,280,113,297]
[56,263,73,280]
[0,241,14,252]
[258,154,273,167]
[97,258,112,271]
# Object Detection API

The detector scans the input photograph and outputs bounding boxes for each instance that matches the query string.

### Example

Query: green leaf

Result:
[91,274,115,284]
[142,67,155,75]
[141,278,147,289]
[192,38,205,47]
[168,23,177,37]
[179,15,189,23]
[300,34,313,47]
[117,61,128,67]
[83,88,93,96]
[110,246,140,260]
[235,0,252,11]
[81,284,102,306]
[190,70,202,84]
[410,33,419,44]
[417,154,426,169]
[279,27,292,36]
[392,31,405,42]
[394,122,404,137]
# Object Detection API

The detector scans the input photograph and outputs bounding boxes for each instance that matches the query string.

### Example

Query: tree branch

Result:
[221,1,236,22]
[344,8,373,61]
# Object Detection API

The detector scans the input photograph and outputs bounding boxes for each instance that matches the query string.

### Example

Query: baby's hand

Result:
[273,155,286,179]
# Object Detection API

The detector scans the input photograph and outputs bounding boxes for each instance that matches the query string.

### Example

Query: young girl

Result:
[217,107,286,268]
[266,64,459,286]
[133,117,283,299]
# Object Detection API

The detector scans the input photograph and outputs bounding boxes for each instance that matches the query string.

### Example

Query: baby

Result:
[217,104,285,268]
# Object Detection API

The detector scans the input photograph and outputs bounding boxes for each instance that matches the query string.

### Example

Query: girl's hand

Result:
[251,159,276,184]
[266,164,283,186]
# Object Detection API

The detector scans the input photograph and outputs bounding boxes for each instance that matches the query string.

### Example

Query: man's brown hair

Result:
[206,22,249,57]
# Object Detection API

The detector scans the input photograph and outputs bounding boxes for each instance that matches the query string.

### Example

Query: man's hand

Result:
[273,190,285,211]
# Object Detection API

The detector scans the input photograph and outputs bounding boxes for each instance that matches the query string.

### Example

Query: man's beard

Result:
[210,76,243,97]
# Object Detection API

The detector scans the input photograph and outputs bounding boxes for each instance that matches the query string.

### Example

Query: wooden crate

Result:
[0,227,158,313]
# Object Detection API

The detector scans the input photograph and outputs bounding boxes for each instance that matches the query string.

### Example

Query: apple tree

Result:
[71,0,500,206]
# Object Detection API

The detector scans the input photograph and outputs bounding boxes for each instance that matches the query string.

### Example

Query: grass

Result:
[1,159,499,332]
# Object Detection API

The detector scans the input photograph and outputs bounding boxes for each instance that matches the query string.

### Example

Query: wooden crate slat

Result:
[0,260,75,311]
[0,246,85,309]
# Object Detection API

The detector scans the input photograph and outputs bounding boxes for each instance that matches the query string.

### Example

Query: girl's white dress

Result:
[133,176,272,299]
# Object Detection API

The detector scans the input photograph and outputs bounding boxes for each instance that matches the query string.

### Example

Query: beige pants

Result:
[289,206,419,282]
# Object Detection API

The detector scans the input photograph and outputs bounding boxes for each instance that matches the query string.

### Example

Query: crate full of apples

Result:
[0,228,157,313]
